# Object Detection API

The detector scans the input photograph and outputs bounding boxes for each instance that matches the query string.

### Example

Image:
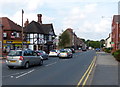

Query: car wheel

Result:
[24,62,29,69]
[8,66,14,69]
[39,60,43,66]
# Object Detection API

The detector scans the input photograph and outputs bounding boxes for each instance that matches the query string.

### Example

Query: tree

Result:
[58,31,70,48]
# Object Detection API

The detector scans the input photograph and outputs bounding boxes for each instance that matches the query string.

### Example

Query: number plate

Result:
[10,60,16,63]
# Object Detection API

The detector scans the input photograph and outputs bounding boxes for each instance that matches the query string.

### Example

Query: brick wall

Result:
[0,18,2,57]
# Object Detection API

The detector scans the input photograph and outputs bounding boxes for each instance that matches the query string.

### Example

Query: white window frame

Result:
[3,33,7,37]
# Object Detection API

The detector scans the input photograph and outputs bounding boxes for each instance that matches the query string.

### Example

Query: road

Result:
[2,50,96,86]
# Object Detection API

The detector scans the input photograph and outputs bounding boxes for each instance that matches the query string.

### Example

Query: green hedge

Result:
[103,48,112,53]
[112,50,120,61]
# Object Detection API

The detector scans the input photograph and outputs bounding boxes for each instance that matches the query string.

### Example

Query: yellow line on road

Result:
[82,56,96,87]
[76,56,96,87]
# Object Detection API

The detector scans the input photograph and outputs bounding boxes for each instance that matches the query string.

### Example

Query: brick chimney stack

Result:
[24,19,29,27]
[37,14,42,24]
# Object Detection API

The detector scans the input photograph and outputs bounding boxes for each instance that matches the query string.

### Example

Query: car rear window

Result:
[8,51,22,56]
[60,50,67,52]
[50,50,56,52]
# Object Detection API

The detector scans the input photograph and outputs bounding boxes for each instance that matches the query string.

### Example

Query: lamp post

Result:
[22,9,24,50]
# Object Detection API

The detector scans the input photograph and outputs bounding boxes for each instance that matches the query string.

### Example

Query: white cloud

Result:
[95,19,111,33]
[84,3,97,13]
[25,0,44,11]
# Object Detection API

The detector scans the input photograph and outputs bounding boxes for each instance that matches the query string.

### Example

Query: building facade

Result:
[0,17,29,57]
[112,15,120,52]
[105,33,112,48]
[24,14,56,53]
[65,28,84,49]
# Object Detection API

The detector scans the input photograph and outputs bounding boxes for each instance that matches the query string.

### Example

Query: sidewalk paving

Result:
[91,52,119,86]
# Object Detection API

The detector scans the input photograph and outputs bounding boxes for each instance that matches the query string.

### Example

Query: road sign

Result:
[110,42,114,44]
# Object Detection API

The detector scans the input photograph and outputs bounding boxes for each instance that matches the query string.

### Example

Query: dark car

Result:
[36,50,48,60]
[6,50,43,69]
[70,48,75,53]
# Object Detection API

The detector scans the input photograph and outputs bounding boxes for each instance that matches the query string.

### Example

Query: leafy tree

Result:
[58,31,70,48]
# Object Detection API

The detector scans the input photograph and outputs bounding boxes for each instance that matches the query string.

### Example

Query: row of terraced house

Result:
[105,15,120,52]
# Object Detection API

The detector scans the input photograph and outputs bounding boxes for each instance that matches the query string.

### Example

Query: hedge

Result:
[112,50,120,61]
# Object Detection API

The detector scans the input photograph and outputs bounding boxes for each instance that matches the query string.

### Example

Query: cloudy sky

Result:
[0,0,119,40]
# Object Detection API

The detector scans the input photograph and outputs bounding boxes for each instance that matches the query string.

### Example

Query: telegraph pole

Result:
[22,9,24,50]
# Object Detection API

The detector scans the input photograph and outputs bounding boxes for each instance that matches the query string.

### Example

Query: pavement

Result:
[90,52,119,86]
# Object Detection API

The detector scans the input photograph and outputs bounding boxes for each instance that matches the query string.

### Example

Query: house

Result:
[105,33,112,48]
[112,15,120,52]
[0,17,29,57]
[24,14,56,53]
[64,28,84,49]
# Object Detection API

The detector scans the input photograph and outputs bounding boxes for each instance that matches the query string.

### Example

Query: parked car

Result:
[70,48,75,53]
[6,50,43,69]
[95,48,100,52]
[59,49,73,58]
[49,50,60,57]
[36,50,48,60]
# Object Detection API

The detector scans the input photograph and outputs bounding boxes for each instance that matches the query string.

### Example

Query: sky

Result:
[0,0,119,41]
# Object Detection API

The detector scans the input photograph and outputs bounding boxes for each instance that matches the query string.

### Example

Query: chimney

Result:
[24,19,29,27]
[37,14,42,24]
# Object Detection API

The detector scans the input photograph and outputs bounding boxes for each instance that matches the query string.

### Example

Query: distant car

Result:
[49,50,60,57]
[6,50,43,69]
[82,48,87,51]
[70,48,75,53]
[95,48,100,52]
[36,50,48,60]
[59,49,73,58]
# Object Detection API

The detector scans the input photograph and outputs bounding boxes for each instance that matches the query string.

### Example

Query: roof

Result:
[41,24,55,35]
[0,17,21,31]
[112,15,120,23]
[24,21,56,36]
[24,21,44,34]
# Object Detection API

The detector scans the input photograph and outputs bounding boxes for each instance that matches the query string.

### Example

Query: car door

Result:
[33,51,40,64]
[42,51,47,59]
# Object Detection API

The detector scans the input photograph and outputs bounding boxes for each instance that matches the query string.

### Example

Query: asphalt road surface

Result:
[2,50,96,86]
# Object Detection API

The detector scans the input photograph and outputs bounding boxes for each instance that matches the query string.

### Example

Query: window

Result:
[16,33,19,37]
[34,34,38,38]
[33,52,37,56]
[3,33,7,37]
[30,34,33,38]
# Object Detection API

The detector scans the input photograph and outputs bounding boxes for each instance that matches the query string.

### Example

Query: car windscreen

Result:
[8,51,22,56]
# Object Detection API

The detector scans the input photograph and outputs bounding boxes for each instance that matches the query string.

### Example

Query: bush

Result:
[104,48,112,53]
[112,50,120,61]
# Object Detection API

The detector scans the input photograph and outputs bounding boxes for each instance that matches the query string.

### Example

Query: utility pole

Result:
[22,9,24,50]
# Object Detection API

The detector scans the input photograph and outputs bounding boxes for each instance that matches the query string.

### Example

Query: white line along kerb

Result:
[16,69,35,79]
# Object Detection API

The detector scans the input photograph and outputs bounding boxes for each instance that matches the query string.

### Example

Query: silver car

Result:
[6,50,43,69]
[59,49,73,58]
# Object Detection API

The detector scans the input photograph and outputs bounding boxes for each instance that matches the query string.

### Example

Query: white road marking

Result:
[45,62,57,67]
[15,69,35,79]
[3,72,25,78]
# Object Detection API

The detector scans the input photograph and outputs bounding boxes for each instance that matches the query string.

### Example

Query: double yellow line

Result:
[77,56,97,87]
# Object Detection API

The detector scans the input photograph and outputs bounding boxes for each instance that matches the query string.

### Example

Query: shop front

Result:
[3,40,30,55]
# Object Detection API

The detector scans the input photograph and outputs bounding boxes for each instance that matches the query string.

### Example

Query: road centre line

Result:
[45,62,57,67]
[15,69,35,79]
[76,56,96,87]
